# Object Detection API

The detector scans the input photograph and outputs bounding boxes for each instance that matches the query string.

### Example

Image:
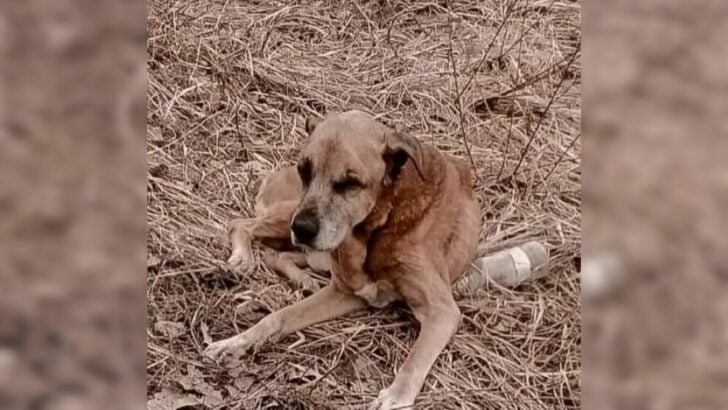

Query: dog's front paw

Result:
[369,387,414,410]
[227,247,254,268]
[299,275,319,295]
[204,334,252,365]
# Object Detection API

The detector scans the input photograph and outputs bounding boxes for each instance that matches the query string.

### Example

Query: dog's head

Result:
[290,110,424,250]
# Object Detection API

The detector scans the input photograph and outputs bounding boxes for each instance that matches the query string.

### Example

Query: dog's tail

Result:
[454,241,550,294]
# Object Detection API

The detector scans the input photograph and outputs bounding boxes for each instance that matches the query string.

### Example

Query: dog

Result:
[206,110,480,409]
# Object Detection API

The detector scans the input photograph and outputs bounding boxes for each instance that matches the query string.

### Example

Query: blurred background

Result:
[0,0,726,409]
[583,0,728,408]
[0,1,146,409]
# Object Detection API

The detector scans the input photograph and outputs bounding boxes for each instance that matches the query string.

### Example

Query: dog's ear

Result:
[383,125,425,184]
[305,117,323,136]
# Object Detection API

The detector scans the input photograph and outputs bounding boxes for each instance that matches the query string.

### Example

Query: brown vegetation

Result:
[147,0,581,408]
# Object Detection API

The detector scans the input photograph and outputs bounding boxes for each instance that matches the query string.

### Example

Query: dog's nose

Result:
[291,210,320,244]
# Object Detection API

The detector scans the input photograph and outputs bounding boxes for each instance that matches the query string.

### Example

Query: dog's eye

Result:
[332,177,363,194]
[297,159,312,186]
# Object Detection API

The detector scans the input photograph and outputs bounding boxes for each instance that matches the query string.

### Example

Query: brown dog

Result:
[206,111,480,409]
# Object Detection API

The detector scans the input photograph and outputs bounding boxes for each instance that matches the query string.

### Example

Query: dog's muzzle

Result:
[291,207,320,246]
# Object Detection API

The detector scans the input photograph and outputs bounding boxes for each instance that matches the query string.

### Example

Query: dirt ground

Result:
[147,0,580,408]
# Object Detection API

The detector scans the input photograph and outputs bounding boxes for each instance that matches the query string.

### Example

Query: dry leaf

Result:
[148,126,165,145]
[147,253,162,268]
[154,320,186,339]
[234,375,255,392]
[149,163,169,178]
[234,299,268,322]
[175,366,225,407]
[225,385,241,398]
[147,389,198,410]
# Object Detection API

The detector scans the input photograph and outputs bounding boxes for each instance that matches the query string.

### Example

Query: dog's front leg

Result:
[205,284,366,363]
[370,277,461,410]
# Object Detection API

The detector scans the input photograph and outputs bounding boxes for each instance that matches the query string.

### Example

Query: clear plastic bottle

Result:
[455,241,550,294]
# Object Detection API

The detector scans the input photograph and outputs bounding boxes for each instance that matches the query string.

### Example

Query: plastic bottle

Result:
[454,241,550,294]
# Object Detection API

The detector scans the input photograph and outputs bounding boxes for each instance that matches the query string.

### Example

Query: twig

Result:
[498,43,580,98]
[456,0,519,101]
[445,1,480,184]
[511,41,580,177]
[495,0,558,61]
[535,132,581,190]
[496,0,529,181]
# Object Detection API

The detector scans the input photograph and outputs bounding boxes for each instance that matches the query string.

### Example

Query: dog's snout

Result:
[291,208,320,244]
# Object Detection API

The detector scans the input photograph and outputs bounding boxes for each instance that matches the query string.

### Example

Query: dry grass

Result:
[147,0,580,408]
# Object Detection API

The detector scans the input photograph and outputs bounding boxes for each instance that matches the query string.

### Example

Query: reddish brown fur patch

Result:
[365,144,480,291]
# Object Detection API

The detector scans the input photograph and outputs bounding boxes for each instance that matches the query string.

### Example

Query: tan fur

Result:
[208,111,480,410]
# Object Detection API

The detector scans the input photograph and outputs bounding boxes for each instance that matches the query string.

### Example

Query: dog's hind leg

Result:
[227,218,256,267]
[227,200,298,267]
[263,251,318,293]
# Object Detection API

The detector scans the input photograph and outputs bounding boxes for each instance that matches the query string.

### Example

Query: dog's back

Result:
[442,155,480,283]
[418,149,480,284]
[255,166,302,212]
